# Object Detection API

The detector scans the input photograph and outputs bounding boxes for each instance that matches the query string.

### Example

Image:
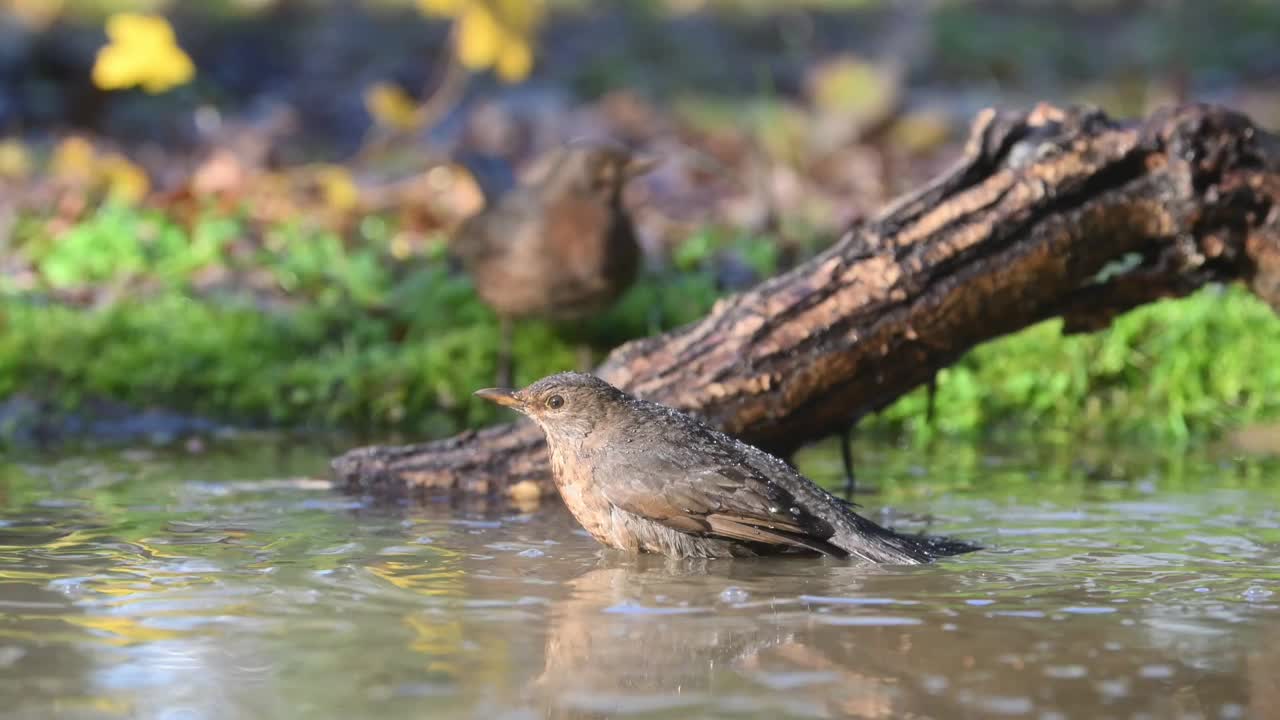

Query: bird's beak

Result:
[474,387,524,409]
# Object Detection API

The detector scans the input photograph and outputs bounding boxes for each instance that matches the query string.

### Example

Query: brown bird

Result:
[476,373,964,563]
[451,142,652,386]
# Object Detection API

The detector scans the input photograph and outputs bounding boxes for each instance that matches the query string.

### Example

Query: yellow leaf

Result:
[363,82,426,132]
[92,13,195,94]
[51,136,97,184]
[456,3,501,71]
[807,55,896,123]
[495,39,532,83]
[418,0,542,83]
[390,233,415,260]
[0,139,31,179]
[889,111,954,154]
[494,0,544,33]
[416,0,465,17]
[313,164,360,212]
[98,153,151,204]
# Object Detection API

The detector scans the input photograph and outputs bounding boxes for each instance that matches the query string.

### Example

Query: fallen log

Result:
[332,103,1280,498]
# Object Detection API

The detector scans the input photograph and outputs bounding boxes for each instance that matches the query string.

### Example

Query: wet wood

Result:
[332,103,1280,498]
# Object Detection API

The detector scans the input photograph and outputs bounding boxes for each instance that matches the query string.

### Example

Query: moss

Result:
[0,205,731,438]
[874,286,1280,443]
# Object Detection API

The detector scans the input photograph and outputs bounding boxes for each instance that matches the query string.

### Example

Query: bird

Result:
[450,142,652,387]
[475,372,971,563]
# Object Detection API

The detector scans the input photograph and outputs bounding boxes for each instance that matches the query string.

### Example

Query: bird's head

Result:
[475,372,629,443]
[544,141,657,203]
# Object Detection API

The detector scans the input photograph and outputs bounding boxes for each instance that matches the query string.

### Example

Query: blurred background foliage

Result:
[1,0,1279,446]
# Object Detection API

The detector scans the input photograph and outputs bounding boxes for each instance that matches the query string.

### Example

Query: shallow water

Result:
[2,438,1279,720]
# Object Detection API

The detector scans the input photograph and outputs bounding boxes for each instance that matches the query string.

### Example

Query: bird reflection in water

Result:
[521,554,1254,719]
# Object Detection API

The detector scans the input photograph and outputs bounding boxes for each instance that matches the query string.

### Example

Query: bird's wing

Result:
[600,440,847,557]
[702,515,847,556]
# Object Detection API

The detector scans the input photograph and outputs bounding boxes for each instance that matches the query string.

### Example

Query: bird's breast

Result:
[547,442,632,551]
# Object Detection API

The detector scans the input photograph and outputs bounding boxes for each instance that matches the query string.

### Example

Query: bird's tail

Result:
[835,512,966,565]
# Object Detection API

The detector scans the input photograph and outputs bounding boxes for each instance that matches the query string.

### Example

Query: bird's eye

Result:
[546,394,564,410]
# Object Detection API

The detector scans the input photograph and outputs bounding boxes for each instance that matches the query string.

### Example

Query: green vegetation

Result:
[880,288,1280,442]
[3,203,1279,444]
[0,204,730,437]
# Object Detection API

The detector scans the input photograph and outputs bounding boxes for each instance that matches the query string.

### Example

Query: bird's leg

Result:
[843,375,935,500]
[624,262,664,335]
[575,343,595,373]
[496,316,514,388]
[840,423,857,500]
[647,302,663,335]
[645,269,665,334]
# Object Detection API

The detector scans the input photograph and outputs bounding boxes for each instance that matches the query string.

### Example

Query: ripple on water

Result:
[1059,606,1118,615]
[377,545,424,556]
[798,595,916,606]
[816,615,924,626]
[1138,664,1175,679]
[975,695,1034,716]
[601,602,706,616]
[450,519,503,529]
[1243,586,1275,601]
[562,691,709,715]
[746,671,842,691]
[307,542,363,556]
[1043,664,1088,679]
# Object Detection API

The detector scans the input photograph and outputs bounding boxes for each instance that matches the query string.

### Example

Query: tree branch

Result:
[332,103,1280,498]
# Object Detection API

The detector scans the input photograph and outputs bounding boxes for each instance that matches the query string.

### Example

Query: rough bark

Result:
[333,103,1280,498]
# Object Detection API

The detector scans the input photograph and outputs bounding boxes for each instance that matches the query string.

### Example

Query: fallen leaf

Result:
[99,153,151,204]
[364,82,426,132]
[0,138,31,179]
[51,136,97,184]
[313,164,361,213]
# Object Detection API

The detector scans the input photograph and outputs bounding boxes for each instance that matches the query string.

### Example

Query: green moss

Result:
[0,205,733,437]
[874,287,1280,442]
[3,205,1279,444]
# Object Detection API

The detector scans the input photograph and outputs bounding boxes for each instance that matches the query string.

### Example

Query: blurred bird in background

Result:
[450,140,654,386]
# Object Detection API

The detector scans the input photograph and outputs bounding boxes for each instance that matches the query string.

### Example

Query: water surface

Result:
[2,438,1279,719]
